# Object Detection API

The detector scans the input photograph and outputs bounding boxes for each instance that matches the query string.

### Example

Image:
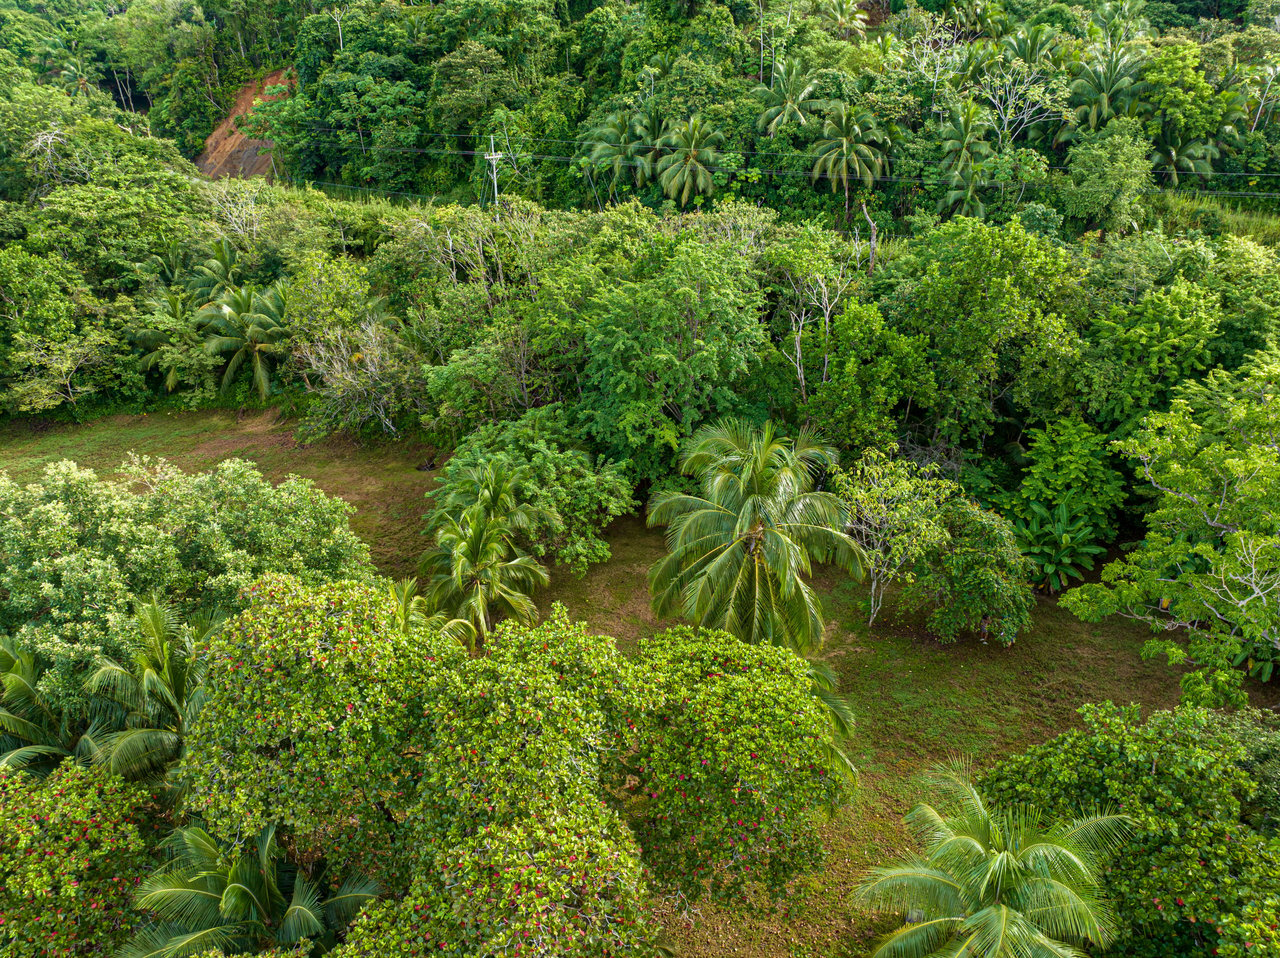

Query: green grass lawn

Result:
[2,410,1270,958]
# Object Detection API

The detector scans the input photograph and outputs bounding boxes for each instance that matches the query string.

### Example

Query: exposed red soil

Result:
[196,69,290,180]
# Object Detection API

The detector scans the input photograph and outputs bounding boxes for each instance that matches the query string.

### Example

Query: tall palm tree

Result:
[754,59,826,136]
[1149,131,1219,186]
[427,461,551,537]
[940,100,994,175]
[136,290,202,393]
[186,238,242,305]
[858,761,1129,958]
[1067,46,1146,136]
[586,110,643,195]
[202,281,290,401]
[630,100,672,187]
[648,419,862,654]
[83,597,222,787]
[122,824,378,958]
[419,506,550,653]
[389,577,430,635]
[0,641,105,776]
[815,0,868,40]
[1003,24,1061,68]
[656,116,724,207]
[941,164,989,219]
[810,102,890,216]
[145,241,190,288]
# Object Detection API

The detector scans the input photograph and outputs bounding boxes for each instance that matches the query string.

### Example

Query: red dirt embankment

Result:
[196,69,290,180]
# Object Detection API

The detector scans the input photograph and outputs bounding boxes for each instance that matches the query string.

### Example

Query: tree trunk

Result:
[862,201,877,276]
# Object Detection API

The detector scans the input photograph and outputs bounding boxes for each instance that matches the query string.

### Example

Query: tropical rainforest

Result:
[1,0,1279,955]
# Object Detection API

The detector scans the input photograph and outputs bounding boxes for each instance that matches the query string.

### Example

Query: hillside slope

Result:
[195,69,288,179]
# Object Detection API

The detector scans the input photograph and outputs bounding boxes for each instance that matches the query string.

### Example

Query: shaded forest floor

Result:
[2,409,1272,957]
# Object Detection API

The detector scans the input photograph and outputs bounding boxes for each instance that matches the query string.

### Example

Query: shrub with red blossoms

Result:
[0,764,156,958]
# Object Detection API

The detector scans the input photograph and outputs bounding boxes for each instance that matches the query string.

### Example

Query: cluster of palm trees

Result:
[584,0,1275,216]
[0,597,217,796]
[584,57,891,211]
[137,239,291,401]
[934,2,1252,194]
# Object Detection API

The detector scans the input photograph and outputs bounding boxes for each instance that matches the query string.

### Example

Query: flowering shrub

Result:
[337,805,656,958]
[184,574,462,888]
[484,604,642,751]
[982,703,1280,957]
[0,457,373,703]
[629,627,848,906]
[0,764,156,957]
[411,652,616,862]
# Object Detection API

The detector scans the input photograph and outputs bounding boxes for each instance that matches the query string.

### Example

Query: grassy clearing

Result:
[0,410,436,576]
[3,410,1274,957]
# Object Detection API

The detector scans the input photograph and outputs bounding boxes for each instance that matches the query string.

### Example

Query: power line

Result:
[269,136,1280,200]
[272,121,1280,178]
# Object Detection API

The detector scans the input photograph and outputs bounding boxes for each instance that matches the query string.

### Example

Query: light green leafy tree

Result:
[832,447,955,625]
[1063,349,1280,704]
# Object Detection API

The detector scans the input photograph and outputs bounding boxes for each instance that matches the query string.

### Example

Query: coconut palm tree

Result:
[656,116,724,207]
[586,110,643,195]
[648,419,862,654]
[941,164,989,218]
[754,59,826,136]
[630,100,672,187]
[815,0,868,40]
[389,576,431,635]
[419,506,550,653]
[1067,46,1147,136]
[135,290,202,393]
[940,100,995,175]
[202,281,290,401]
[1003,23,1061,68]
[186,238,242,305]
[810,102,890,216]
[427,461,552,537]
[1149,131,1219,186]
[122,824,378,958]
[83,597,222,788]
[858,761,1129,958]
[145,241,190,288]
[0,641,105,776]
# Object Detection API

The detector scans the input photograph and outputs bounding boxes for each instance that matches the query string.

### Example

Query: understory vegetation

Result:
[2,0,1280,954]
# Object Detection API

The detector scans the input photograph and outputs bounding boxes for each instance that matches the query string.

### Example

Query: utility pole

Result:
[485,134,503,217]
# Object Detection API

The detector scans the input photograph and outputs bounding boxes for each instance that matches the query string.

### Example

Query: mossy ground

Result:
[3,409,1272,957]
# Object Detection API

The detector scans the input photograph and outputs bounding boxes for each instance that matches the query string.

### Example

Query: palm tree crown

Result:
[84,597,222,788]
[122,824,378,958]
[419,506,550,653]
[648,418,862,653]
[0,640,104,776]
[656,116,724,207]
[201,280,290,401]
[858,761,1129,958]
[754,59,826,136]
[811,102,890,214]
